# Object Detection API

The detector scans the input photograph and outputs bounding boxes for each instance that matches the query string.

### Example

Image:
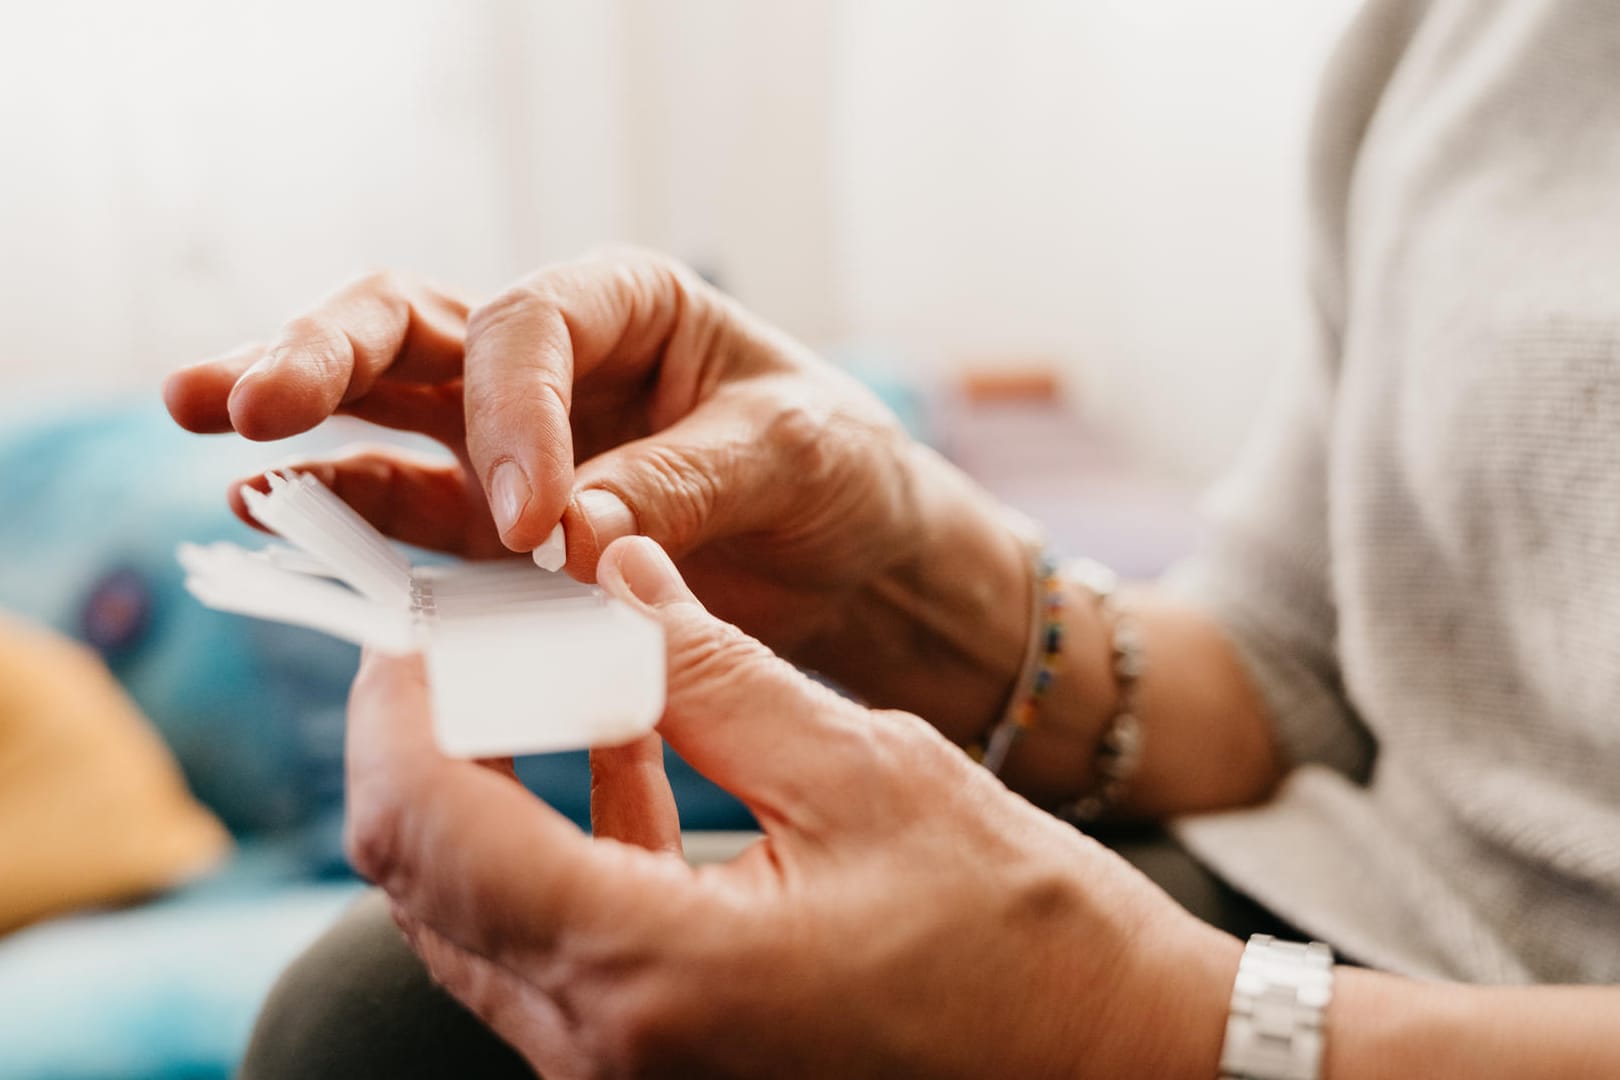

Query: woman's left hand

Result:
[346,535,1240,1078]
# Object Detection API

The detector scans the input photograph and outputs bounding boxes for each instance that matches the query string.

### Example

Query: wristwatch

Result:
[1219,934,1335,1080]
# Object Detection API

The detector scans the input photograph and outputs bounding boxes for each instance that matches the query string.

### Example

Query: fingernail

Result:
[575,487,637,551]
[489,461,532,538]
[613,536,694,608]
[532,523,566,571]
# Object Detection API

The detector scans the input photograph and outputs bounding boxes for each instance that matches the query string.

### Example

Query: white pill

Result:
[532,523,566,571]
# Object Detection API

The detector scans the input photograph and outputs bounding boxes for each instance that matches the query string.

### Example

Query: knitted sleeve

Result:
[1164,336,1374,779]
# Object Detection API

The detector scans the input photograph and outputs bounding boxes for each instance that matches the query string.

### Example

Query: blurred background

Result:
[0,2,1358,1076]
[1,0,1360,478]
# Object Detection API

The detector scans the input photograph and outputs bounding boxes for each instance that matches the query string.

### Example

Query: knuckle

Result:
[470,375,555,428]
[643,251,698,298]
[1007,866,1085,927]
[869,706,929,737]
[583,246,703,318]
[591,247,698,324]
[762,399,837,480]
[351,267,406,299]
[630,441,722,543]
[461,286,571,422]
[666,615,770,694]
[866,707,931,766]
[342,787,409,890]
[861,708,968,809]
[754,394,890,502]
[276,315,351,367]
[466,282,559,342]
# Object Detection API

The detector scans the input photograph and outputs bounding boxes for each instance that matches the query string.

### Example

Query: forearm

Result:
[798,445,1283,817]
[1328,969,1620,1078]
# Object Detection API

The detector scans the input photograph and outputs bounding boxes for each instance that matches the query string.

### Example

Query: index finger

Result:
[461,249,700,550]
[164,271,468,441]
[344,650,691,962]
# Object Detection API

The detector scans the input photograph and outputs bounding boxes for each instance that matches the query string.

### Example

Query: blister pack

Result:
[178,472,664,757]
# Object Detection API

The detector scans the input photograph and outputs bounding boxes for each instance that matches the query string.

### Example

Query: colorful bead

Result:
[977,547,1068,772]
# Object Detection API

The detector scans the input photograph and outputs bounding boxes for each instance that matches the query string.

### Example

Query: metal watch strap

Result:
[1219,934,1334,1080]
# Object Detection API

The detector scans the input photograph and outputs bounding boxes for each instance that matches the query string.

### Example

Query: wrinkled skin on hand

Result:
[345,537,1236,1079]
[168,250,1238,1075]
[163,249,920,653]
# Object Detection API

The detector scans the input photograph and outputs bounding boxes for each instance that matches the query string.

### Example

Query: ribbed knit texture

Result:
[1168,0,1620,984]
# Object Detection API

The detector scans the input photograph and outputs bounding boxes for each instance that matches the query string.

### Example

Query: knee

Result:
[238,890,534,1079]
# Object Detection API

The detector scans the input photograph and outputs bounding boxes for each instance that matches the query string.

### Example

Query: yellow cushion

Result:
[0,613,229,935]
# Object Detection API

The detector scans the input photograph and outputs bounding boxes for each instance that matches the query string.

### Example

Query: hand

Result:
[345,536,1239,1078]
[162,251,923,653]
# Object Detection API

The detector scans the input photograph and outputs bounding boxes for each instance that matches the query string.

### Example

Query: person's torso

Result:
[1332,0,1620,982]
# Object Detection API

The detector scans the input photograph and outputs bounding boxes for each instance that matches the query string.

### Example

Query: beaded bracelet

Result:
[1058,557,1146,823]
[976,549,1064,776]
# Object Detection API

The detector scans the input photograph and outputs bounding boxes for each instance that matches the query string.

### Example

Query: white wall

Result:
[0,2,524,392]
[831,0,1360,476]
[618,2,843,340]
[0,0,1360,483]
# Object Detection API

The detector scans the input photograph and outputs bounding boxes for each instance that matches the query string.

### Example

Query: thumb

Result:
[596,536,868,831]
[560,395,802,574]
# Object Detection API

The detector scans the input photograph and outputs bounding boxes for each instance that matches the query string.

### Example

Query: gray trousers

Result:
[238,826,1295,1079]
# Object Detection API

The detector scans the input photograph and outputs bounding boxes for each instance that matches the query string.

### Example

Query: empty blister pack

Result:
[178,471,664,758]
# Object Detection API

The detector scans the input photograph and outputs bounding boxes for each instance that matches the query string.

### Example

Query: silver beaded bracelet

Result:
[1057,557,1145,823]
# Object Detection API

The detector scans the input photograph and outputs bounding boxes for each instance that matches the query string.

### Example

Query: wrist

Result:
[1165,927,1247,1079]
[1323,967,1475,1080]
[794,443,1032,740]
[991,569,1119,804]
[1019,876,1239,1079]
[1219,935,1337,1080]
[1086,920,1241,1079]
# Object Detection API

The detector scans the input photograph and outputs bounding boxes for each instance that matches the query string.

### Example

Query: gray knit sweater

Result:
[1168,0,1620,984]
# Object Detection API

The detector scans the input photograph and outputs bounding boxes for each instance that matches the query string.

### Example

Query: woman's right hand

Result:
[162,249,966,665]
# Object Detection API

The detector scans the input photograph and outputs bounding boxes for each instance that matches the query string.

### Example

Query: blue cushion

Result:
[0,844,365,1080]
